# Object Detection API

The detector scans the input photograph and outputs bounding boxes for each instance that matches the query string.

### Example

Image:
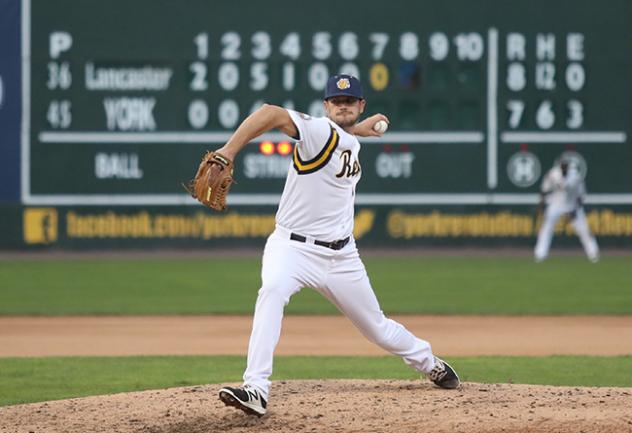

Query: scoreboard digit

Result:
[22,0,632,206]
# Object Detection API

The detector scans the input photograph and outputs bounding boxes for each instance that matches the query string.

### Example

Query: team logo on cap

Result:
[336,78,351,90]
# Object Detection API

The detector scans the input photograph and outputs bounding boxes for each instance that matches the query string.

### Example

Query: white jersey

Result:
[275,109,362,241]
[541,164,585,212]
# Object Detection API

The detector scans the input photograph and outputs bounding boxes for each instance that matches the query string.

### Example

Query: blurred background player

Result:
[534,157,600,263]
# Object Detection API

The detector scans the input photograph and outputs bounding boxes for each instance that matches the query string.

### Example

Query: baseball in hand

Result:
[373,120,389,134]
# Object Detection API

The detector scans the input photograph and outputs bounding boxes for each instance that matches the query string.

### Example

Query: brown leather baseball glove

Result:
[184,151,234,211]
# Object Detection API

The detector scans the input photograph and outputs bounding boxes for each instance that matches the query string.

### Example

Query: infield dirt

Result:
[1,380,631,433]
[2,315,632,432]
[2,315,632,357]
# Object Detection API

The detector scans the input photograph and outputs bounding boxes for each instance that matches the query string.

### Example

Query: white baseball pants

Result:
[534,206,599,262]
[243,226,436,399]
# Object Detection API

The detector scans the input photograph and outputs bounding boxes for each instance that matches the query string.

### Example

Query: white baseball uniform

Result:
[242,110,436,399]
[534,163,599,262]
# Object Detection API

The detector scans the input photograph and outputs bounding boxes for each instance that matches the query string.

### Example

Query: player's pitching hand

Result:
[352,114,390,137]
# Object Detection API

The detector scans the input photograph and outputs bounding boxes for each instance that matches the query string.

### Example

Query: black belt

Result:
[290,232,350,250]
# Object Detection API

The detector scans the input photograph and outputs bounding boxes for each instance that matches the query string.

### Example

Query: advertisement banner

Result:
[4,205,631,250]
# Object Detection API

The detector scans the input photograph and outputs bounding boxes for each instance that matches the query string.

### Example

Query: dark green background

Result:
[28,0,632,196]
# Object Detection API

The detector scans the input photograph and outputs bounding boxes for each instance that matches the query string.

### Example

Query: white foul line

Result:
[360,132,484,143]
[38,131,485,144]
[501,131,627,143]
[22,193,632,206]
[487,28,499,189]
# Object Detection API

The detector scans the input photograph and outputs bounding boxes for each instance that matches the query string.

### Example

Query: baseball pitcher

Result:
[192,74,460,417]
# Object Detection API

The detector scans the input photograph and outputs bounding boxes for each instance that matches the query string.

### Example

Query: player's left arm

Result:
[352,114,389,137]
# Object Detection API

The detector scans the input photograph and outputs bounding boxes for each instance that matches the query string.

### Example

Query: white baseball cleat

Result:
[219,384,267,417]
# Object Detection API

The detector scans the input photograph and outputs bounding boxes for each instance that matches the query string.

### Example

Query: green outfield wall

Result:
[1,0,631,249]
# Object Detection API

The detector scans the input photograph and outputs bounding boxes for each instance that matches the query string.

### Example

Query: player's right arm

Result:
[352,114,390,137]
[536,192,546,216]
[216,104,298,160]
[537,169,554,214]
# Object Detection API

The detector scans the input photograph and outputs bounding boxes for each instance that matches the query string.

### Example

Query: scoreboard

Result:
[21,0,632,206]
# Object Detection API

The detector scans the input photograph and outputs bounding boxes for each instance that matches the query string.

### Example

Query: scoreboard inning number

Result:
[42,29,591,134]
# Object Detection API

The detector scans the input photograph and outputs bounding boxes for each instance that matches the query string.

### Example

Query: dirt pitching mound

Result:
[2,380,631,433]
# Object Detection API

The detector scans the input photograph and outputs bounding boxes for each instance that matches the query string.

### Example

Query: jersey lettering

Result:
[335,149,361,178]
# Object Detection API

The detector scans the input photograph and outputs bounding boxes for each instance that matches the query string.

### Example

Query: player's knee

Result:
[258,280,297,306]
[368,332,391,348]
[361,318,392,347]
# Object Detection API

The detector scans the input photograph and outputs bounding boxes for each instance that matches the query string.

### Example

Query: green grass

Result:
[1,256,629,408]
[0,256,630,315]
[1,355,631,407]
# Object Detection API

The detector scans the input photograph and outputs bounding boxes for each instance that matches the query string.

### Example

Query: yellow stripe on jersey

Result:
[293,126,340,175]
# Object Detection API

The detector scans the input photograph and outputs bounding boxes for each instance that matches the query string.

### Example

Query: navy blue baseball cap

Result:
[324,74,364,100]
